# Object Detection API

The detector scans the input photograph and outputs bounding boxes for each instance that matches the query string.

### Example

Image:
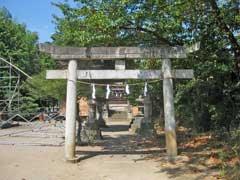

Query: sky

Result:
[0,0,75,42]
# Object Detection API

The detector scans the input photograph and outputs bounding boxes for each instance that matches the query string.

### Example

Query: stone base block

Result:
[129,117,142,133]
[80,121,102,144]
[129,117,154,137]
[97,118,108,128]
[80,128,102,144]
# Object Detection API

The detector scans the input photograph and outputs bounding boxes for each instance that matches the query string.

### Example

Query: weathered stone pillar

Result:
[65,59,78,161]
[80,99,102,143]
[102,102,109,120]
[162,58,177,158]
[88,99,97,124]
[95,101,100,120]
[127,100,132,122]
[140,94,153,136]
[144,95,152,123]
[96,100,107,127]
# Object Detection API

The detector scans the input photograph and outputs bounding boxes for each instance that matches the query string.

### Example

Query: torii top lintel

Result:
[39,43,200,60]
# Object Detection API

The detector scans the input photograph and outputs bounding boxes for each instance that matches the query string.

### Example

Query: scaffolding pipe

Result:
[0,57,32,79]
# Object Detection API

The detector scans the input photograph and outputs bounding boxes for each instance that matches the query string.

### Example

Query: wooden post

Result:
[65,60,78,161]
[162,58,178,158]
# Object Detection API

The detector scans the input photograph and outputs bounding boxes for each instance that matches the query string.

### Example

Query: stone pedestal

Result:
[129,95,153,136]
[80,100,102,144]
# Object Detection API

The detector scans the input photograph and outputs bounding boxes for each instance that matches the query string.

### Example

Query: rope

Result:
[77,79,161,87]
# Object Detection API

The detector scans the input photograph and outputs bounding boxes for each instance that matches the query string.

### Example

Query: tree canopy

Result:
[51,0,240,131]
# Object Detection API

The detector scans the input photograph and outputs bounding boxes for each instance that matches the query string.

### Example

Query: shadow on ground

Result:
[76,122,165,161]
[100,124,129,132]
[76,122,221,179]
[133,130,222,180]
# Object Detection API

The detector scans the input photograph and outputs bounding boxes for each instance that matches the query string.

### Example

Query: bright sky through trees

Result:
[0,0,75,42]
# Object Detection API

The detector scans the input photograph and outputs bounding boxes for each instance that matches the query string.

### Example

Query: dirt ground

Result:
[0,120,220,180]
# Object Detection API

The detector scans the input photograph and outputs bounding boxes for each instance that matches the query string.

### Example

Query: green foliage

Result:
[18,95,39,116]
[0,10,40,76]
[217,130,240,179]
[51,0,240,132]
[23,71,96,104]
[0,8,61,115]
[23,71,67,100]
[52,0,198,46]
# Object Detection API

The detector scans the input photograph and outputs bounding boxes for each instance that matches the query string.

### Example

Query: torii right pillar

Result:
[162,58,177,159]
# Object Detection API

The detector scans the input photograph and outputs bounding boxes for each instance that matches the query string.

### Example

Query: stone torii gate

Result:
[39,43,199,161]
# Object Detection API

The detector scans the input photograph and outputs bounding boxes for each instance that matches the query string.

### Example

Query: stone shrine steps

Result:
[108,111,128,121]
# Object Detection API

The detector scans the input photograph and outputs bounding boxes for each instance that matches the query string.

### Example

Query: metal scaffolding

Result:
[0,57,61,123]
[0,57,21,119]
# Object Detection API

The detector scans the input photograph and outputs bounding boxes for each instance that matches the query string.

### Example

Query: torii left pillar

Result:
[65,60,78,161]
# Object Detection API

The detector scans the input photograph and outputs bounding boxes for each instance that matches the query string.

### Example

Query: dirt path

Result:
[0,120,215,180]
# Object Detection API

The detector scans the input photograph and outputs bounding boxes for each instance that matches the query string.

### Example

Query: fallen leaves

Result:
[206,155,222,168]
[183,135,212,148]
[228,157,240,167]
